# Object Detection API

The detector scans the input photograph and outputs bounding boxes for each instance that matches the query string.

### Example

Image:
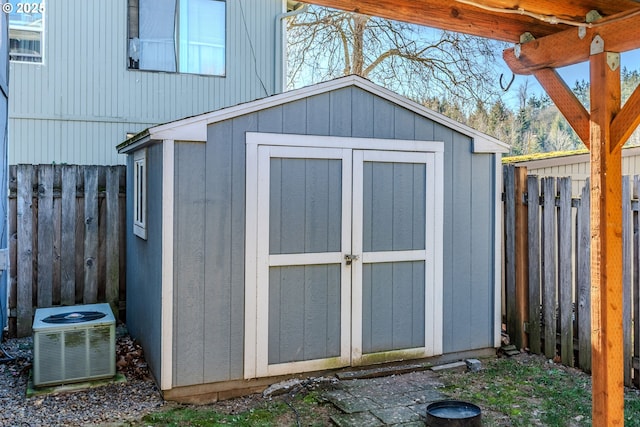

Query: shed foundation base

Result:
[160,347,497,404]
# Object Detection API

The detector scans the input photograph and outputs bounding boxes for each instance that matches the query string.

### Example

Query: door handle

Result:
[345,254,359,265]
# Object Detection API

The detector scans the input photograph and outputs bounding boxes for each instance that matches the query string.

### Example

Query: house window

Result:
[127,0,226,76]
[133,149,147,239]
[8,0,45,63]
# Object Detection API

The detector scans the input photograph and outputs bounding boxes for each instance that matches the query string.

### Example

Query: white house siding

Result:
[9,0,284,165]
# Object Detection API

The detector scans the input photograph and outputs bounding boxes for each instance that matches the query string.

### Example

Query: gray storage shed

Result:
[117,75,509,402]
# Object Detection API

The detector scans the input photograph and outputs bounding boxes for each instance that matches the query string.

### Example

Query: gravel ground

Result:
[0,326,167,427]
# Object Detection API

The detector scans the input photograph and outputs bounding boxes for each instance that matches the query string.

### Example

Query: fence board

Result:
[527,176,541,354]
[623,176,633,386]
[8,164,126,337]
[105,167,120,315]
[515,167,529,349]
[504,166,518,345]
[52,190,61,305]
[37,165,54,308]
[8,166,17,336]
[542,177,557,359]
[83,166,99,304]
[557,177,573,366]
[60,165,77,305]
[16,165,33,337]
[634,176,640,387]
[577,179,591,372]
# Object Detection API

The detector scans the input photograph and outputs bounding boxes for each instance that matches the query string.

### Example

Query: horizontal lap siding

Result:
[175,86,497,386]
[9,0,282,165]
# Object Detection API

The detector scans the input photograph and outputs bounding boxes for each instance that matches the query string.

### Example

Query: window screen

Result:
[8,0,45,63]
[128,0,225,76]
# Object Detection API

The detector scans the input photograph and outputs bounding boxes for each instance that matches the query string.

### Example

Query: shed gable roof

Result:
[118,75,509,154]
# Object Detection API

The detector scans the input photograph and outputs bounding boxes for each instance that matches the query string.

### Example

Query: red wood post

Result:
[589,49,623,427]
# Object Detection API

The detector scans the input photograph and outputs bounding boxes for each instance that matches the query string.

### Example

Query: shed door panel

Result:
[268,265,341,364]
[361,161,426,353]
[352,151,436,363]
[362,261,426,353]
[269,158,343,255]
[253,146,353,377]
[267,157,344,365]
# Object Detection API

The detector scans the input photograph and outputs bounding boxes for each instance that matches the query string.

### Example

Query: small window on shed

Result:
[133,149,147,239]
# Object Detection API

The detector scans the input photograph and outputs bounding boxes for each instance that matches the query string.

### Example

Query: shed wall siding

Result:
[173,142,207,387]
[125,143,163,381]
[171,86,498,384]
[9,0,283,165]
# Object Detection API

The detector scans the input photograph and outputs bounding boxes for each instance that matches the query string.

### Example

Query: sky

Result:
[500,48,640,109]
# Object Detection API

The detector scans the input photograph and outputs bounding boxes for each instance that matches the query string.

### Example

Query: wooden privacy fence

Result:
[504,165,640,387]
[8,165,126,337]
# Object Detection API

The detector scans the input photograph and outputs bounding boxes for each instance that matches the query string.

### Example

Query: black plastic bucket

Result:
[426,400,482,427]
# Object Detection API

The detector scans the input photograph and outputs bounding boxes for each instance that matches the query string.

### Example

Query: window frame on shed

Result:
[133,148,147,239]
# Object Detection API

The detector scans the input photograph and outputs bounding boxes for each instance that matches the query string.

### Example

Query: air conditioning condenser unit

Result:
[32,303,116,387]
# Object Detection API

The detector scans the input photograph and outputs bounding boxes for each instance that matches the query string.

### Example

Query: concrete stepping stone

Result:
[331,411,384,427]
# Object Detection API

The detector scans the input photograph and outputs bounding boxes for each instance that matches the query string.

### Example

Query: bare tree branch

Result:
[286,6,505,107]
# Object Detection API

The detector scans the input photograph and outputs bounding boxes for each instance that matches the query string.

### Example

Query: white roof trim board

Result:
[118,75,509,154]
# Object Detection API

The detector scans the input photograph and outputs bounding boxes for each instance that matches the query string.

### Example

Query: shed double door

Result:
[246,142,441,378]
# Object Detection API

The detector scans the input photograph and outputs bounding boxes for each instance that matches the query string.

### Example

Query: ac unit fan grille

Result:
[36,326,115,385]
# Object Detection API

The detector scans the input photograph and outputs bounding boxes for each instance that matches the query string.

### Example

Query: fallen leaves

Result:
[116,334,150,380]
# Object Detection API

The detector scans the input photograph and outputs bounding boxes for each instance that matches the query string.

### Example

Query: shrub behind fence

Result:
[8,164,126,337]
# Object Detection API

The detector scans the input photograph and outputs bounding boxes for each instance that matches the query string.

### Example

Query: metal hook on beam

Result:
[500,73,515,92]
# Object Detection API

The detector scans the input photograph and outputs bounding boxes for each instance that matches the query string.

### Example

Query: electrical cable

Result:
[284,383,302,427]
[238,0,270,97]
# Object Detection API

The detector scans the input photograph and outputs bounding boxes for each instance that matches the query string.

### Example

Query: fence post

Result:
[503,165,529,349]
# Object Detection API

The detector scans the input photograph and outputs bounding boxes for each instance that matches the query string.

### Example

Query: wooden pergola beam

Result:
[299,0,568,42]
[612,84,640,148]
[533,68,590,147]
[504,11,640,74]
